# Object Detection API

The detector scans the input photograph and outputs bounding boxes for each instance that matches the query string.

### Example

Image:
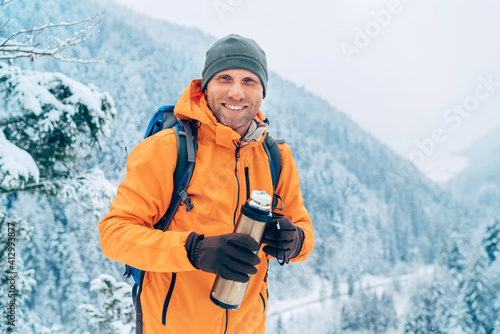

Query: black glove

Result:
[262,213,304,264]
[185,232,261,283]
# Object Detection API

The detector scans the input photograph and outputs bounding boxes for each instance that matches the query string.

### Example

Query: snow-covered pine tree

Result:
[403,275,449,334]
[378,291,399,331]
[275,315,286,334]
[341,287,398,333]
[347,273,356,297]
[341,294,363,331]
[445,297,474,334]
[439,226,468,285]
[78,274,135,334]
[483,216,500,265]
[460,247,495,333]
[50,221,90,330]
[493,316,500,334]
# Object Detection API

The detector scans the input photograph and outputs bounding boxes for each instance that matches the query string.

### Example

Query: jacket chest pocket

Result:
[184,164,237,227]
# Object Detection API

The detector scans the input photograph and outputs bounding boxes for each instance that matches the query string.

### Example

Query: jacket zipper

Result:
[233,142,241,226]
[224,309,229,334]
[161,272,177,325]
[244,167,250,200]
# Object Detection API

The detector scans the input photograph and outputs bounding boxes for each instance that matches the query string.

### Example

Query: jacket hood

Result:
[174,79,267,146]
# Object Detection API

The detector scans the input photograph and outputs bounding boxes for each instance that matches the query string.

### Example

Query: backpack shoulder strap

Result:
[262,133,284,210]
[153,108,198,231]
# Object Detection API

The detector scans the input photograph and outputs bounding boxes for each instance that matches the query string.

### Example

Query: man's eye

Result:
[220,75,230,80]
[244,78,255,83]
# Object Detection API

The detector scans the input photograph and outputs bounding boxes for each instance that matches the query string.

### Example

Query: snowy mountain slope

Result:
[448,125,500,213]
[0,0,483,332]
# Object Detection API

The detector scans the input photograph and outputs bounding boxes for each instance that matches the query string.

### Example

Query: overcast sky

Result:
[110,0,500,182]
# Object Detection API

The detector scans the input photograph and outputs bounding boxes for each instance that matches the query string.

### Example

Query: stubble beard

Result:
[207,95,261,134]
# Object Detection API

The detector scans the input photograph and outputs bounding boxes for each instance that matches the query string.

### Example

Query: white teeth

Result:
[224,104,245,110]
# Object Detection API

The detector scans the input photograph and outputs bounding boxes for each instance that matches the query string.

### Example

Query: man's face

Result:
[205,68,264,137]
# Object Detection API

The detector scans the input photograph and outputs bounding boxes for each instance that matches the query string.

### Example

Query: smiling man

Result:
[99,34,314,334]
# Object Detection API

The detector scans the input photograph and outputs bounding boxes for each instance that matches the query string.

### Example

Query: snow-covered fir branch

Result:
[0,63,116,214]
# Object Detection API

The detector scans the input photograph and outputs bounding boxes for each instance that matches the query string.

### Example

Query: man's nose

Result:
[227,82,244,100]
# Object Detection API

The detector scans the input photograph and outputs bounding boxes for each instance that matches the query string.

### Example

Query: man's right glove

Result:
[185,232,261,283]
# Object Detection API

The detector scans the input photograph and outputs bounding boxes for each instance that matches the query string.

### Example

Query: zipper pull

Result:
[234,141,241,159]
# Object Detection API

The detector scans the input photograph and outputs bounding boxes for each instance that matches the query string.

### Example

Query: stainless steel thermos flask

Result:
[210,190,272,310]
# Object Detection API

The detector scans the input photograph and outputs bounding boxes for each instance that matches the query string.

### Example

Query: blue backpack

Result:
[123,105,283,309]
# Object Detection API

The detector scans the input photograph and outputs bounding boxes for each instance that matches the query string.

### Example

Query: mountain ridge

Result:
[448,125,500,213]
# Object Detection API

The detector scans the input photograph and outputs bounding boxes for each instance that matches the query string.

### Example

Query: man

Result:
[99,34,314,334]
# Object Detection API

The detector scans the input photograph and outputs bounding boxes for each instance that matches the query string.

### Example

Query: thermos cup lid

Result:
[250,190,272,206]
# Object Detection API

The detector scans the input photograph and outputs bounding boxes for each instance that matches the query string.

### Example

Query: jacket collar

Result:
[174,79,268,148]
[240,118,268,147]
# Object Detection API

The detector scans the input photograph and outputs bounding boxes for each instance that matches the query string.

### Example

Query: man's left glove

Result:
[261,213,304,264]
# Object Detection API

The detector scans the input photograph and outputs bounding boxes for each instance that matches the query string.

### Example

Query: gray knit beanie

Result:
[201,34,268,97]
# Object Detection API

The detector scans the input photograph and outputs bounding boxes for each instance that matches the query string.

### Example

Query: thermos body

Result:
[210,191,272,310]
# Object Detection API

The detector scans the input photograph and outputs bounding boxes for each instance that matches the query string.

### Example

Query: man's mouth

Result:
[222,103,246,111]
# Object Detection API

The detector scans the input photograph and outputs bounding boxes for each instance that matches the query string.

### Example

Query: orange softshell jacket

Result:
[99,80,315,334]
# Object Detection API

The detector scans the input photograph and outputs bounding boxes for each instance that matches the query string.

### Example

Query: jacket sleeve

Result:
[275,143,315,262]
[98,133,197,273]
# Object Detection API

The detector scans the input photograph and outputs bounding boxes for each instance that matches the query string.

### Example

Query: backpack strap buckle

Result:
[178,186,194,211]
